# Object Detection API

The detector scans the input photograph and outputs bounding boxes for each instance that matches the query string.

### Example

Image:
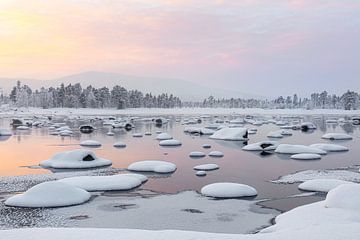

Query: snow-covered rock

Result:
[202,144,211,149]
[16,126,30,130]
[324,184,360,211]
[184,127,215,135]
[322,133,353,140]
[113,141,126,148]
[310,143,349,152]
[40,149,112,169]
[209,127,248,141]
[106,131,115,136]
[58,174,147,191]
[201,182,257,198]
[189,151,206,157]
[4,181,90,208]
[196,171,207,176]
[128,160,176,173]
[193,164,219,171]
[300,122,317,131]
[208,151,224,157]
[242,141,279,151]
[80,140,102,147]
[156,132,172,140]
[132,133,143,137]
[291,153,322,160]
[298,179,353,192]
[275,144,327,155]
[267,131,283,138]
[0,129,12,136]
[159,139,182,146]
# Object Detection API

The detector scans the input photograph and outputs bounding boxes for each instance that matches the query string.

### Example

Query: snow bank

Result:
[242,141,279,151]
[128,160,176,173]
[272,169,360,184]
[310,143,349,152]
[290,153,321,160]
[80,140,102,147]
[4,181,90,208]
[193,164,219,171]
[322,133,353,140]
[209,127,248,141]
[298,179,353,192]
[58,173,147,191]
[159,139,182,146]
[201,183,257,198]
[40,149,112,169]
[275,144,327,155]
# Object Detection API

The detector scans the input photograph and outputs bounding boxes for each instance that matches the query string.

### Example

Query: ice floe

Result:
[242,141,279,151]
[159,139,182,146]
[193,164,219,171]
[322,133,353,140]
[275,144,327,155]
[290,153,322,160]
[189,151,206,158]
[156,133,172,140]
[113,141,126,148]
[80,140,102,147]
[310,143,349,152]
[208,151,224,157]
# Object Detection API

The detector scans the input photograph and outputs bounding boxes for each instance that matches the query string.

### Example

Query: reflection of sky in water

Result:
[0,115,359,208]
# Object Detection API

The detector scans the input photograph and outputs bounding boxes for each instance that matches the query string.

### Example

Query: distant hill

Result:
[0,71,261,101]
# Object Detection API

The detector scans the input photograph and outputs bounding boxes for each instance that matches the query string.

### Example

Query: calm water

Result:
[0,114,359,211]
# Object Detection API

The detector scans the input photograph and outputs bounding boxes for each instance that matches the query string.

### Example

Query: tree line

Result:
[0,82,358,110]
[1,81,182,109]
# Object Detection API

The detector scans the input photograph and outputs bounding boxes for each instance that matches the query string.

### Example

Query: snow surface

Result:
[201,183,257,198]
[275,144,327,155]
[322,133,353,140]
[159,139,182,146]
[58,173,147,191]
[128,160,176,173]
[298,179,353,192]
[209,127,248,141]
[4,181,91,208]
[290,153,322,160]
[193,164,219,171]
[40,149,112,169]
[272,169,360,184]
[310,143,349,152]
[324,184,360,210]
[242,141,279,151]
[80,140,102,147]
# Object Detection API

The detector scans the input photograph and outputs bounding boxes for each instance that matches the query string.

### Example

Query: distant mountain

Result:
[0,71,261,101]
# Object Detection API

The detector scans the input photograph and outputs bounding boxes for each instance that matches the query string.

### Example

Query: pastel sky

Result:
[0,0,359,96]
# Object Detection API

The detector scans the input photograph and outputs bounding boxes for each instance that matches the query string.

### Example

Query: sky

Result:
[0,0,359,96]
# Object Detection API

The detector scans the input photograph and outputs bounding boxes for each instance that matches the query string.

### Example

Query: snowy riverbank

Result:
[1,107,360,116]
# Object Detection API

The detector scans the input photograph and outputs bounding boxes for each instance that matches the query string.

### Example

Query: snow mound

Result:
[298,179,353,192]
[128,160,176,173]
[58,173,147,191]
[242,141,279,151]
[113,142,126,148]
[325,184,360,211]
[0,129,12,136]
[196,171,207,176]
[209,127,248,141]
[310,143,349,152]
[80,140,101,147]
[275,144,327,155]
[40,149,112,169]
[159,139,182,146]
[322,133,353,140]
[291,153,321,160]
[156,132,173,140]
[209,151,224,157]
[189,151,206,157]
[272,169,360,184]
[4,181,90,208]
[201,182,257,198]
[193,164,219,171]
